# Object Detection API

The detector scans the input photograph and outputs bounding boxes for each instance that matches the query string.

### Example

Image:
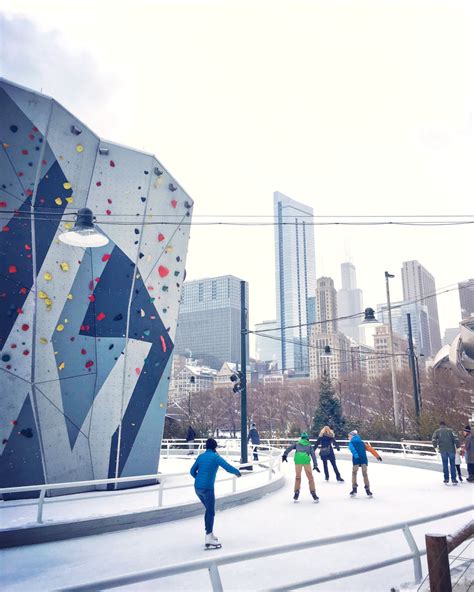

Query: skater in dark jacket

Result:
[432,421,459,484]
[282,432,320,502]
[248,422,261,461]
[190,438,241,548]
[348,430,382,497]
[314,426,344,482]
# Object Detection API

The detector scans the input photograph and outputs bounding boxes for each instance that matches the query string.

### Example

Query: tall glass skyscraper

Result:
[274,192,316,374]
[174,275,248,368]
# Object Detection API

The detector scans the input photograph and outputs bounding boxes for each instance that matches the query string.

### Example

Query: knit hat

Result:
[348,430,358,437]
[464,425,471,433]
[205,438,218,450]
[300,432,309,439]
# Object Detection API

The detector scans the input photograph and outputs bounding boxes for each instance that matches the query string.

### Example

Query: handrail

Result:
[56,505,473,592]
[0,445,282,525]
[425,519,474,592]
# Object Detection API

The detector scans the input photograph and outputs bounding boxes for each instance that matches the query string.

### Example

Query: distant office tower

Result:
[401,261,442,356]
[378,301,431,356]
[337,262,363,342]
[309,328,352,381]
[316,277,338,334]
[459,279,474,320]
[174,276,248,368]
[274,192,316,374]
[255,320,280,363]
[372,325,409,375]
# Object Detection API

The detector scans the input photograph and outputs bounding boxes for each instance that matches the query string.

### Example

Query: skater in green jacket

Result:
[282,432,320,502]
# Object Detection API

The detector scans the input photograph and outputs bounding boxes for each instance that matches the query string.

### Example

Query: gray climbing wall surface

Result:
[0,79,193,498]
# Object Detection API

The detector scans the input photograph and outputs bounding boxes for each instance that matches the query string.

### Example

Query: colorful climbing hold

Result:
[109,160,115,167]
[66,196,74,204]
[21,324,29,331]
[81,348,87,355]
[76,144,84,153]
[96,312,106,321]
[158,265,169,278]
[171,199,178,208]
[44,272,53,281]
[56,324,64,332]
[67,293,73,300]
[39,338,48,344]
[58,362,65,370]
[59,262,70,272]
[63,182,72,190]
[135,368,141,376]
[158,233,165,242]
[85,360,94,368]
[8,265,17,274]
[160,335,167,352]
[101,253,111,262]
[55,197,63,205]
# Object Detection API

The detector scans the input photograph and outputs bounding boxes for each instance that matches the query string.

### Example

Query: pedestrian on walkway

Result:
[431,421,460,485]
[190,438,241,549]
[462,425,474,482]
[347,430,382,497]
[314,426,344,482]
[186,425,196,455]
[282,432,320,502]
[248,422,260,461]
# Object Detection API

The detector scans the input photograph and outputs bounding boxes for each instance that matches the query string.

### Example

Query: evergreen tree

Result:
[311,372,346,437]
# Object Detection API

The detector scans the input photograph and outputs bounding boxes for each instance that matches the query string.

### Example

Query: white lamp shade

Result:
[58,229,109,248]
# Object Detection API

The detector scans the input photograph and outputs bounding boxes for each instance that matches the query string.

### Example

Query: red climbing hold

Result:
[96,312,106,321]
[101,253,111,262]
[9,265,17,273]
[2,226,9,232]
[25,244,31,250]
[106,210,112,215]
[88,294,95,302]
[21,324,29,331]
[21,149,28,155]
[135,367,141,376]
[23,349,30,356]
[109,160,115,167]
[0,202,7,208]
[96,181,102,187]
[171,199,177,208]
[85,360,94,368]
[25,189,33,197]
[11,420,18,425]
[158,233,165,242]
[89,280,94,291]
[158,265,169,278]
[160,335,167,353]
[20,288,27,294]
[81,349,87,355]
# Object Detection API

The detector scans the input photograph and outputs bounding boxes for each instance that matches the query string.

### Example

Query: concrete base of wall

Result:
[0,473,285,549]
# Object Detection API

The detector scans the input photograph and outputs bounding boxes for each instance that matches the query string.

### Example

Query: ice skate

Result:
[310,490,319,503]
[365,486,373,497]
[205,533,222,550]
[452,480,458,486]
[350,485,357,497]
[336,477,344,482]
[443,480,449,485]
[293,490,300,502]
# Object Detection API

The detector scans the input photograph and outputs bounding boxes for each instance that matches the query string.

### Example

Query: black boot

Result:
[336,476,344,482]
[365,486,373,497]
[310,490,319,503]
[350,485,357,496]
[293,490,300,502]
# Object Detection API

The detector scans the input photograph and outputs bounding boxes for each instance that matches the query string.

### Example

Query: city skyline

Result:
[1,2,472,347]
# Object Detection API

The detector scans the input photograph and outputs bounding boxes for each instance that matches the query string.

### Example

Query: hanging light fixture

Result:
[361,307,379,324]
[58,208,109,248]
[320,345,332,357]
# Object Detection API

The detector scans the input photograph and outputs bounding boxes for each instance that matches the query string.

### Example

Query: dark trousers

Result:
[322,454,341,480]
[195,487,215,534]
[455,464,463,480]
[467,463,474,480]
[252,445,259,461]
[440,451,457,481]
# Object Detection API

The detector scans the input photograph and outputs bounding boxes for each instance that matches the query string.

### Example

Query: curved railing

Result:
[56,505,474,592]
[0,442,282,525]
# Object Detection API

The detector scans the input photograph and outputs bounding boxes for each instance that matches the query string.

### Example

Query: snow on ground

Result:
[1,455,272,529]
[1,459,472,591]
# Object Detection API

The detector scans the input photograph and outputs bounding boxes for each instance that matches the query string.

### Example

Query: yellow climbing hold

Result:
[65,196,74,204]
[165,246,173,253]
[60,262,70,272]
[39,337,48,344]
[159,403,164,408]
[58,362,65,370]
[64,222,73,230]
[76,144,84,153]
[63,182,72,190]
[44,272,52,281]
[45,298,52,307]
[67,293,73,300]
[56,324,64,332]
[55,197,63,206]
[38,291,48,299]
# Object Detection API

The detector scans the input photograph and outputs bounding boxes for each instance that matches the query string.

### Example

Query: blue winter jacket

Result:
[190,450,241,489]
[348,434,368,465]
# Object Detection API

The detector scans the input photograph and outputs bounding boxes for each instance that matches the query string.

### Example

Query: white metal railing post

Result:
[268,454,274,481]
[158,478,165,508]
[36,488,46,523]
[232,474,237,493]
[401,442,406,458]
[402,524,422,583]
[208,562,224,592]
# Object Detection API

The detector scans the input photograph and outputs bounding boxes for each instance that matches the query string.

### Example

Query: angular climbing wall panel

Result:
[0,79,193,498]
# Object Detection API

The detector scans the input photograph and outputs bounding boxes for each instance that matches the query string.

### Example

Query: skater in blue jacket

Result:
[347,430,382,497]
[190,438,241,549]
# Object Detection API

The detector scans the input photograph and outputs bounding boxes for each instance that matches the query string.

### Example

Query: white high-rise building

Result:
[337,262,363,342]
[316,277,338,334]
[255,319,280,363]
[274,192,316,375]
[401,261,442,356]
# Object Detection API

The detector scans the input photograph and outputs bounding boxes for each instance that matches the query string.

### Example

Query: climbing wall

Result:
[0,79,193,498]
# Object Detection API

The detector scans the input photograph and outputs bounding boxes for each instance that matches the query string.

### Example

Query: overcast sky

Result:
[1,0,473,353]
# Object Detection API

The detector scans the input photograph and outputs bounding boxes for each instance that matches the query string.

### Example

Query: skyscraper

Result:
[174,275,248,368]
[274,192,316,374]
[459,279,474,320]
[316,277,338,334]
[337,262,363,342]
[378,301,431,356]
[255,319,280,363]
[401,260,442,356]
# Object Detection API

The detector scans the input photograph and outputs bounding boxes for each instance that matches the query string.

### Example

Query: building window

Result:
[198,283,204,302]
[212,280,217,300]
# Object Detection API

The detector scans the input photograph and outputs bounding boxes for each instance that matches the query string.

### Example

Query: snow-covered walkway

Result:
[1,459,473,591]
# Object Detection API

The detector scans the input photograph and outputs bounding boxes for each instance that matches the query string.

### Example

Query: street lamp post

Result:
[385,271,400,431]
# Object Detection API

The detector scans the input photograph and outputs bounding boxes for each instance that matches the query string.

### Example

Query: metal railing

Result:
[56,505,473,592]
[0,443,282,525]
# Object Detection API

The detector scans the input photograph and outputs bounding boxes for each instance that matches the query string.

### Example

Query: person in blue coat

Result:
[190,438,241,548]
[348,430,382,497]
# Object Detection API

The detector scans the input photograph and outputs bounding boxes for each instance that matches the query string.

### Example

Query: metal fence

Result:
[56,505,473,592]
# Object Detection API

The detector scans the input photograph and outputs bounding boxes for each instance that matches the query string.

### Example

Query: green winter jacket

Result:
[283,438,318,466]
[432,427,459,454]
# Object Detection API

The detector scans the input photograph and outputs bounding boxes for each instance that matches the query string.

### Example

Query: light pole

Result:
[385,271,400,431]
